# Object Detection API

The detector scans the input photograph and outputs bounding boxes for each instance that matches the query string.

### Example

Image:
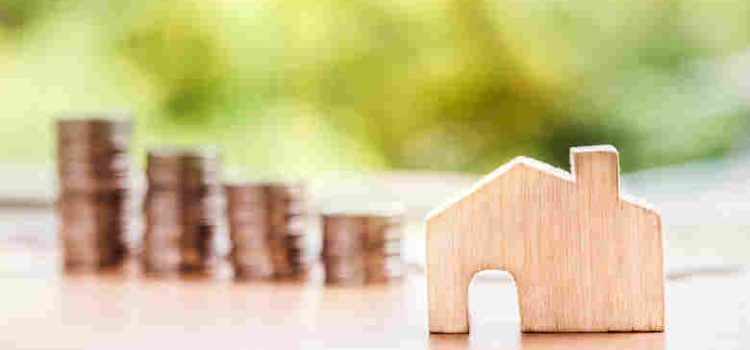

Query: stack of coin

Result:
[363,215,404,283]
[56,116,133,270]
[321,213,403,285]
[142,147,222,275]
[224,182,308,280]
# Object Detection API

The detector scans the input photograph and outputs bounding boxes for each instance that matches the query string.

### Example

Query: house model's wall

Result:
[426,146,664,333]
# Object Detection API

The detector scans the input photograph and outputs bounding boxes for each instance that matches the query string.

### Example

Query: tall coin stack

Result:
[224,182,308,280]
[56,116,132,270]
[321,213,403,285]
[142,147,223,275]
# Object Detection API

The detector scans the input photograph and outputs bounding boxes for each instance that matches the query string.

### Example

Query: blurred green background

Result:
[1,0,748,175]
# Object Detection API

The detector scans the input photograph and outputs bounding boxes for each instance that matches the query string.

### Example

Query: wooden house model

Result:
[426,145,664,333]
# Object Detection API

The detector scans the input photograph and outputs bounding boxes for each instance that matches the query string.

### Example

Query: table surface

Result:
[1,242,748,350]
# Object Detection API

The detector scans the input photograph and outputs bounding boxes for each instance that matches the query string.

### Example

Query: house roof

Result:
[569,144,618,158]
[425,149,658,221]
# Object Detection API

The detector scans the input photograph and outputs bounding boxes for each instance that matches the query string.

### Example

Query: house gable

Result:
[426,146,658,223]
[425,156,573,222]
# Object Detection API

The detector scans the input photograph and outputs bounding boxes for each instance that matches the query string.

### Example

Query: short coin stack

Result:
[56,116,132,270]
[142,147,223,275]
[321,213,403,285]
[224,182,308,280]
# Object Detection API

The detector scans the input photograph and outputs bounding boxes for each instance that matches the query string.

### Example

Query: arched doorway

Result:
[467,269,521,335]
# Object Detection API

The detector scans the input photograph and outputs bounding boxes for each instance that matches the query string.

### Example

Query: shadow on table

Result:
[429,329,665,350]
[518,332,665,350]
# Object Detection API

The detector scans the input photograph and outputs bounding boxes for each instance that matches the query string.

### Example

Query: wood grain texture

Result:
[426,145,664,333]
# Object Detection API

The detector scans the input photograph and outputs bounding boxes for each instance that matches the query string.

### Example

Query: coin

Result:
[142,147,222,275]
[224,181,308,280]
[321,212,404,285]
[56,116,133,270]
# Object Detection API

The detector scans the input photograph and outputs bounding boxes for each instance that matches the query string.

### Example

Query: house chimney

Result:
[571,145,620,200]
